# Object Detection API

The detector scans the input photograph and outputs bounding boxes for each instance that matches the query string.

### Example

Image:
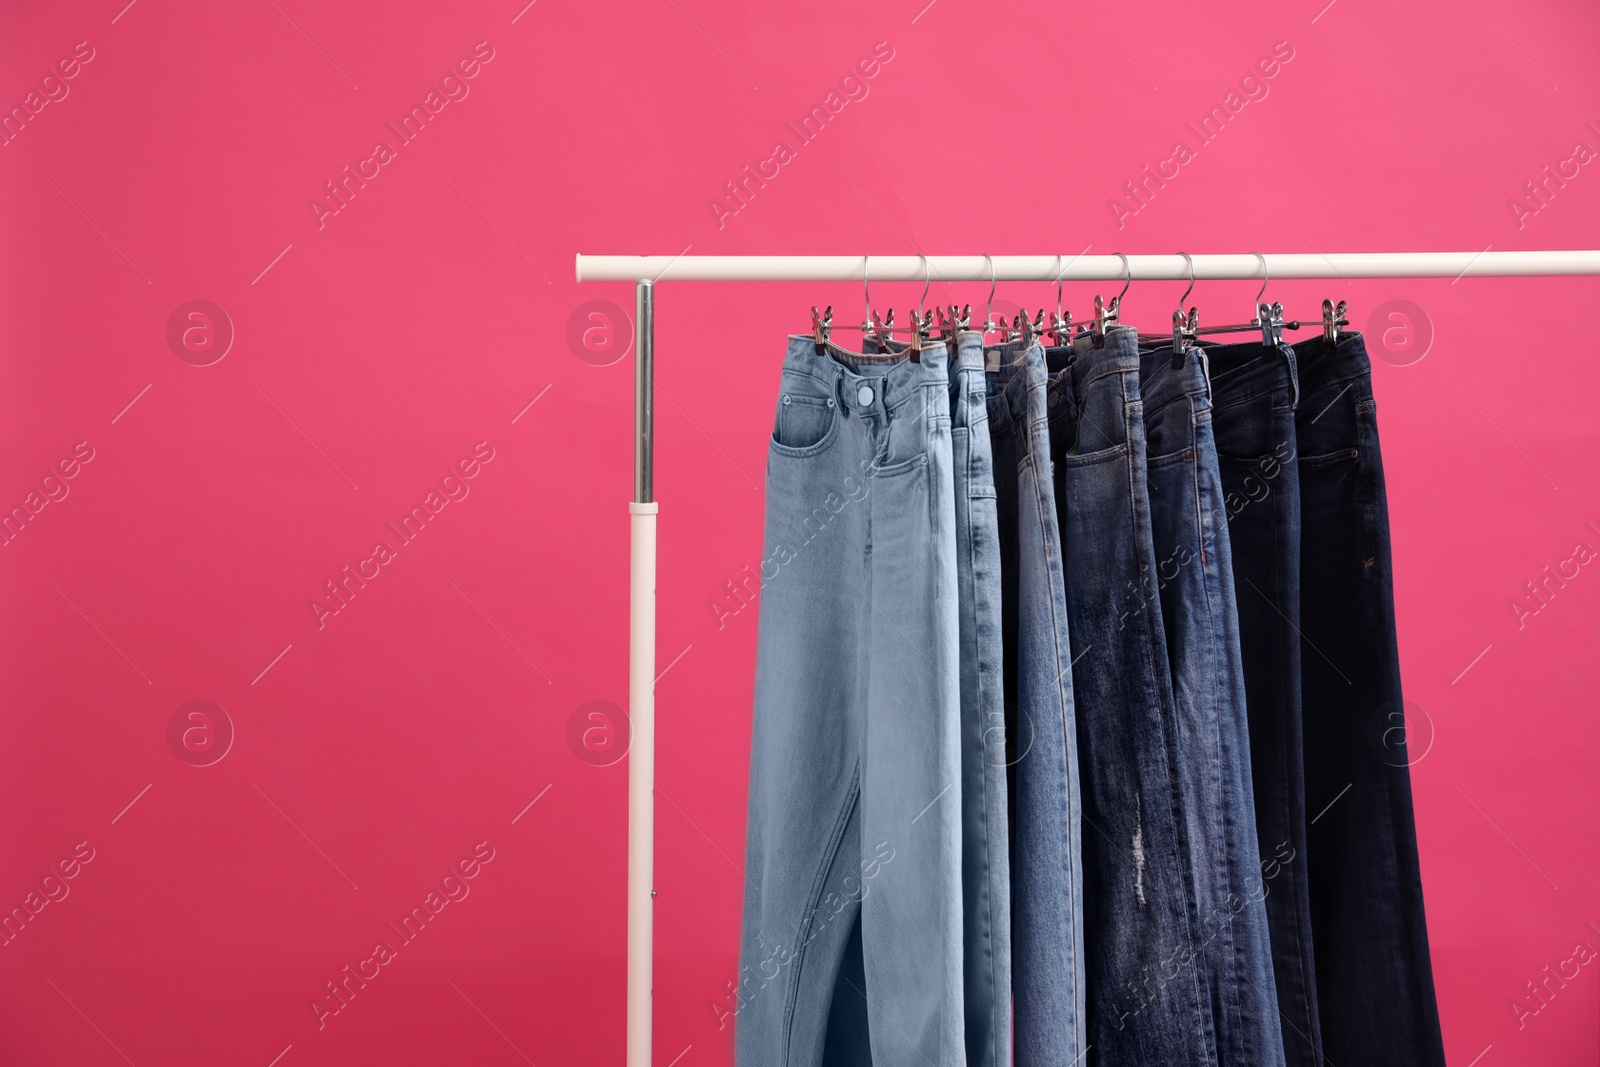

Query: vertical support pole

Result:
[627,279,657,1067]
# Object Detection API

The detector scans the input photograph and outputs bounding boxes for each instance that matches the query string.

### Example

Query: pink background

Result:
[2,0,1598,1064]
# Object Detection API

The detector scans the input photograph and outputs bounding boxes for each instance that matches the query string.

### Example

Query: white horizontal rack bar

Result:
[576,250,1600,283]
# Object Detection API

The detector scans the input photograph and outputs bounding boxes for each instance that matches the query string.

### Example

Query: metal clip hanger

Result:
[1322,298,1349,343]
[1012,308,1043,348]
[810,306,832,352]
[1048,254,1075,345]
[1258,301,1287,347]
[981,255,1008,341]
[1090,253,1130,346]
[907,254,930,360]
[1185,253,1302,345]
[1171,252,1198,368]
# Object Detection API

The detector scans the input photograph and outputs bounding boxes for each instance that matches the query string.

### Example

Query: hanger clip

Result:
[1322,298,1349,344]
[1259,301,1286,348]
[1091,294,1119,346]
[906,308,927,360]
[1049,309,1073,346]
[810,305,832,352]
[1171,307,1198,368]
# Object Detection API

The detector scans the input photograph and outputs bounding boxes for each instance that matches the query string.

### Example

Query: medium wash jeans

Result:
[948,333,1013,1067]
[739,336,964,1067]
[1138,345,1286,1067]
[986,340,1086,1067]
[1206,336,1324,1067]
[1294,334,1446,1067]
[861,332,1014,1067]
[1046,326,1215,1067]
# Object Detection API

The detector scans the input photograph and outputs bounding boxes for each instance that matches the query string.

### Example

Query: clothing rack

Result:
[572,249,1600,1067]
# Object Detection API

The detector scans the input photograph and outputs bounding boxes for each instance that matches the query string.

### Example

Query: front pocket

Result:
[1299,447,1359,469]
[772,393,839,455]
[1060,441,1130,467]
[1147,446,1194,470]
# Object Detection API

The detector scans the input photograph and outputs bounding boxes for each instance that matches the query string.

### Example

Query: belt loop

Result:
[1281,343,1301,411]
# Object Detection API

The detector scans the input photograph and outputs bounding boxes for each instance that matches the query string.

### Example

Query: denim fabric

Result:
[1046,326,1215,1067]
[739,335,965,1067]
[863,331,1014,1067]
[947,333,1013,1067]
[1139,345,1287,1067]
[986,340,1086,1067]
[1293,333,1446,1067]
[1206,337,1324,1067]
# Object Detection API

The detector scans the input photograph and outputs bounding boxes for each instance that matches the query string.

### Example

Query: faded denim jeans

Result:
[1047,327,1215,1067]
[738,336,965,1067]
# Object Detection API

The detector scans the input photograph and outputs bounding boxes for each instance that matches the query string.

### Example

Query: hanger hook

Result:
[862,254,872,328]
[919,253,929,319]
[1114,252,1131,305]
[1056,253,1065,320]
[985,254,997,329]
[1251,251,1269,311]
[1177,252,1195,315]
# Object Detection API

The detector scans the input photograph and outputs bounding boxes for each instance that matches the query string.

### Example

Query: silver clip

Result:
[1322,298,1349,344]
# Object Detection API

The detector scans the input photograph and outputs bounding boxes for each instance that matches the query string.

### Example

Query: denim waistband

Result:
[984,340,1045,437]
[1138,343,1210,411]
[1064,325,1142,394]
[1203,338,1301,411]
[1293,331,1373,395]
[783,333,949,415]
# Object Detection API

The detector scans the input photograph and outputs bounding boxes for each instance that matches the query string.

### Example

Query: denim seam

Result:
[1265,417,1322,1057]
[1024,449,1084,1053]
[778,771,862,1065]
[965,481,1005,1067]
[1128,386,1219,1063]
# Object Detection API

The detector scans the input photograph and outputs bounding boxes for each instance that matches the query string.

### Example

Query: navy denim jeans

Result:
[987,340,1086,1067]
[1139,344,1286,1067]
[1206,337,1324,1067]
[1294,334,1446,1067]
[1047,327,1215,1067]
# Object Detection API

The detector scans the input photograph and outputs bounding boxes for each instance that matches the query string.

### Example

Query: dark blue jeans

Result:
[1139,345,1286,1067]
[987,341,1086,1067]
[1294,334,1446,1067]
[1047,327,1215,1067]
[1206,337,1324,1067]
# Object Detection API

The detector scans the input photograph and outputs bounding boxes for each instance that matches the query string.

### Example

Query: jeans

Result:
[739,336,964,1067]
[986,340,1086,1067]
[948,332,1013,1067]
[1139,344,1286,1067]
[1206,337,1324,1067]
[1294,334,1446,1067]
[1046,326,1215,1067]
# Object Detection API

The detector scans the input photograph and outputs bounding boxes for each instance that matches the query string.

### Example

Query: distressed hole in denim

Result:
[1132,792,1147,906]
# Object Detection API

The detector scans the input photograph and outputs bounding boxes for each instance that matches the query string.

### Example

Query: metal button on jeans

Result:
[857,385,874,407]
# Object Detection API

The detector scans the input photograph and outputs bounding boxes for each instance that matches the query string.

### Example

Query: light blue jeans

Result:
[738,336,964,1067]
